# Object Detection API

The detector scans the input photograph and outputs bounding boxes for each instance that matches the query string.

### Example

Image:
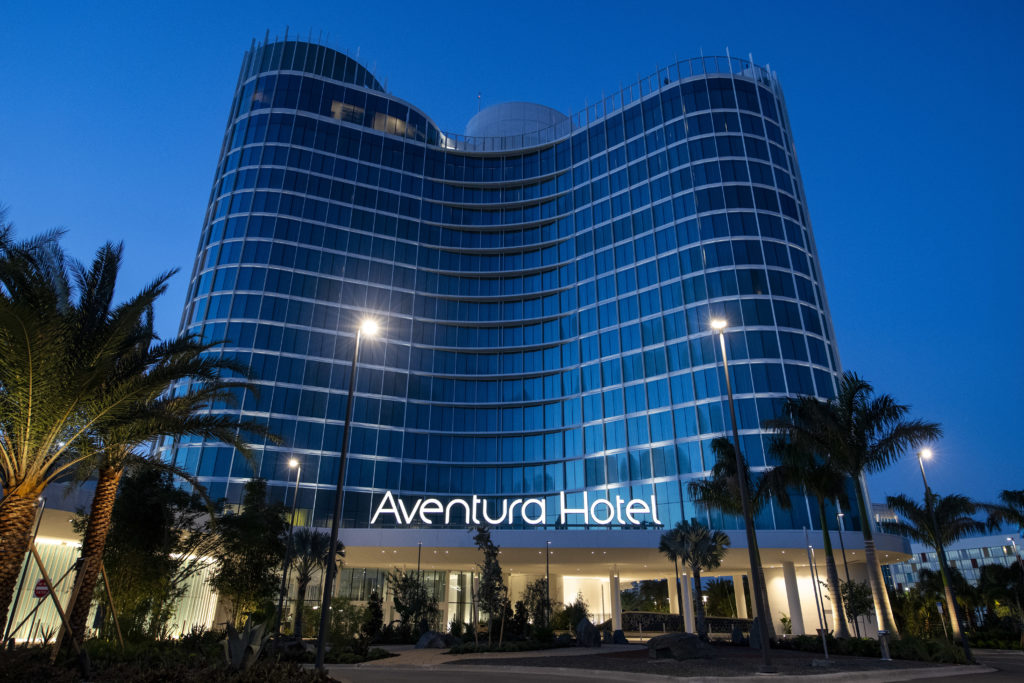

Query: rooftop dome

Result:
[465,101,568,139]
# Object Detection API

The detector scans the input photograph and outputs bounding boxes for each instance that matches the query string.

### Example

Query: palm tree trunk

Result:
[68,466,123,645]
[0,492,39,620]
[816,496,851,638]
[748,531,777,638]
[853,478,899,636]
[673,557,684,631]
[692,567,706,637]
[294,578,309,637]
[935,551,964,642]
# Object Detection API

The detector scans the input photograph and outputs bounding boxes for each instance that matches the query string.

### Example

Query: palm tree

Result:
[290,528,339,638]
[764,396,853,638]
[688,436,776,637]
[766,372,940,637]
[65,321,271,644]
[659,519,729,637]
[883,492,983,647]
[0,236,178,619]
[986,489,1024,530]
[658,526,687,630]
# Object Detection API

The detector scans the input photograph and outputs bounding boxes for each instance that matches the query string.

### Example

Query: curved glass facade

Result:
[164,39,845,535]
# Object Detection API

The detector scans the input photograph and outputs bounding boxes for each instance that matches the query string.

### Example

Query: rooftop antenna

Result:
[263,29,270,47]
[284,26,289,41]
[477,92,482,112]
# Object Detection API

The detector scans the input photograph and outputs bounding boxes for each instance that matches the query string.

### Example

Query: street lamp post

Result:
[1007,537,1024,573]
[545,541,551,626]
[711,319,773,670]
[918,448,972,662]
[836,503,860,637]
[316,319,378,669]
[273,459,301,634]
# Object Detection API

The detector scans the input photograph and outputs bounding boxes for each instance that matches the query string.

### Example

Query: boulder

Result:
[730,624,747,645]
[646,632,713,660]
[575,617,601,648]
[264,634,307,659]
[612,629,628,645]
[601,630,612,644]
[414,630,448,649]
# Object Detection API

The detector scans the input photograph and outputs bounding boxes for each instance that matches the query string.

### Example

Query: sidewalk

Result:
[357,642,645,667]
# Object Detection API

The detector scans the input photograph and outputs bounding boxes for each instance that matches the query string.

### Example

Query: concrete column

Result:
[609,571,622,630]
[668,572,681,615]
[732,574,748,619]
[682,573,695,633]
[782,561,805,635]
[547,573,564,607]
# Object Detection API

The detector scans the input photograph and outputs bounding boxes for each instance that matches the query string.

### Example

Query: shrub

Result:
[549,593,590,630]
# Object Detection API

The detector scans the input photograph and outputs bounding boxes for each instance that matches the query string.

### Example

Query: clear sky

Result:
[2,1,1021,506]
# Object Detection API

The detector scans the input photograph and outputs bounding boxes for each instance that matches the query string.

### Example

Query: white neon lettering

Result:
[419,498,443,524]
[370,491,660,527]
[590,498,615,525]
[481,498,509,525]
[559,491,589,525]
[521,498,546,525]
[445,498,471,524]
[625,499,650,524]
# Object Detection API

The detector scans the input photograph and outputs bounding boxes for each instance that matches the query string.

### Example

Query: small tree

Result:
[522,577,550,627]
[387,570,439,632]
[209,479,288,624]
[472,526,507,645]
[550,592,590,630]
[841,579,874,636]
[81,465,219,639]
[360,591,384,642]
[288,528,338,638]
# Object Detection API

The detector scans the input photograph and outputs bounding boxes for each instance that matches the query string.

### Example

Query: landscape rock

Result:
[575,617,601,647]
[731,624,747,645]
[646,632,713,660]
[612,629,628,645]
[414,630,448,649]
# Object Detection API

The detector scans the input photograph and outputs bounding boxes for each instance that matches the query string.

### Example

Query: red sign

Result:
[33,579,48,598]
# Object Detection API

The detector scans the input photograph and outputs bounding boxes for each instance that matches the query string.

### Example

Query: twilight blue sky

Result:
[2,1,1021,504]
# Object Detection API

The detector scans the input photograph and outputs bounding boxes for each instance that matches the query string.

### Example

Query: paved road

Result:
[329,666,651,683]
[912,650,1024,683]
[328,649,1023,683]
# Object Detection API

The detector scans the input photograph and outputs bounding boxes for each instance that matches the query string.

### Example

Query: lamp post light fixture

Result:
[545,540,551,626]
[316,318,379,669]
[917,448,972,662]
[710,318,773,670]
[835,502,861,637]
[1006,537,1024,573]
[273,459,302,633]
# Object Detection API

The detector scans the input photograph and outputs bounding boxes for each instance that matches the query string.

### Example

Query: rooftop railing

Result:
[439,54,778,153]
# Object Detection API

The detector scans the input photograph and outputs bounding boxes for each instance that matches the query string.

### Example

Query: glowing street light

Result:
[711,318,773,670]
[917,447,972,661]
[316,318,380,669]
[274,458,302,633]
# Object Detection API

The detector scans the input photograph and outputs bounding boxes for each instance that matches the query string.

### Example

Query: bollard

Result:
[878,629,892,662]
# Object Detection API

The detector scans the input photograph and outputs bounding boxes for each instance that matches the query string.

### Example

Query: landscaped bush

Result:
[773,634,967,664]
[0,645,332,683]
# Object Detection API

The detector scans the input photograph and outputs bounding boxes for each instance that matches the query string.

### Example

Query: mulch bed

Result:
[449,643,959,677]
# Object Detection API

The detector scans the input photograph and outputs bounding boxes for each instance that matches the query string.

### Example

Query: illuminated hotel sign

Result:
[370,491,661,527]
